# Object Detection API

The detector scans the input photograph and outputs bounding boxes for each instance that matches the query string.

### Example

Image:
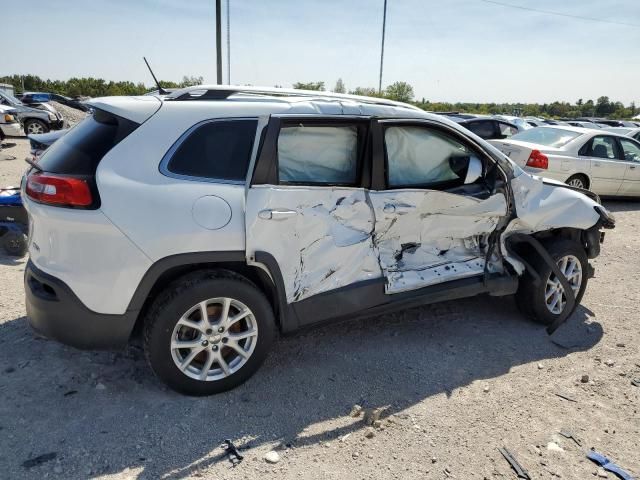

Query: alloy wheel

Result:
[545,255,582,315]
[170,297,258,381]
[567,178,585,189]
[27,122,45,134]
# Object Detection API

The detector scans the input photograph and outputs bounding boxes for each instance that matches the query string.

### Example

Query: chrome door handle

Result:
[258,209,297,220]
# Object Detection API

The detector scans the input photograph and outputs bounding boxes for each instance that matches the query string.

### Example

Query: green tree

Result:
[292,81,325,91]
[350,86,378,97]
[180,76,204,87]
[333,78,346,94]
[384,81,414,102]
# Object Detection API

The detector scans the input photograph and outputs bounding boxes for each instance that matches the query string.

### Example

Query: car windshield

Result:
[0,91,23,105]
[509,128,582,148]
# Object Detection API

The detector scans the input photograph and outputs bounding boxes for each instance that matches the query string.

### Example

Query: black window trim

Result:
[159,117,259,185]
[373,118,494,191]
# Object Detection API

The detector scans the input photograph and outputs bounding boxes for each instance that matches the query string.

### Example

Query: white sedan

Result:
[603,126,640,142]
[489,126,640,196]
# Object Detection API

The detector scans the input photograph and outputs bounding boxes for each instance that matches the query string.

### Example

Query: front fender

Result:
[501,173,613,273]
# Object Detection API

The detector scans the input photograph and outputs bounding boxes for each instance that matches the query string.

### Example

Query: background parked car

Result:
[566,120,601,129]
[28,128,68,161]
[450,116,521,140]
[492,115,532,131]
[489,126,640,196]
[20,92,90,112]
[0,90,64,134]
[0,104,23,140]
[602,126,640,141]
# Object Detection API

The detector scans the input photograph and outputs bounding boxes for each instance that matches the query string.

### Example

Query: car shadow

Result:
[602,198,640,213]
[0,296,602,479]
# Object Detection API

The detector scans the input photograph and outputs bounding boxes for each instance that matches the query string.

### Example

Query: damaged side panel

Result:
[246,186,382,303]
[368,190,508,294]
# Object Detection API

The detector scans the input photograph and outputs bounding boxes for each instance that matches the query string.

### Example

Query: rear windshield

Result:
[38,109,139,175]
[509,128,582,148]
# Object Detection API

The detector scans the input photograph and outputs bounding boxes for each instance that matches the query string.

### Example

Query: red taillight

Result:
[526,150,549,169]
[26,173,92,207]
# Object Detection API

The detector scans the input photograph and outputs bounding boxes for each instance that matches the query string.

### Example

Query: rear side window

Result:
[509,128,581,148]
[38,109,139,175]
[166,119,257,181]
[465,120,495,139]
[277,125,359,185]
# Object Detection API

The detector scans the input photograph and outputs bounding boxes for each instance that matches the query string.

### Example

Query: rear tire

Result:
[143,270,276,396]
[566,174,589,190]
[515,239,588,326]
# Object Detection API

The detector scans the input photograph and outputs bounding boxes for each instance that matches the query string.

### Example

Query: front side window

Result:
[619,138,640,162]
[385,126,481,188]
[277,125,359,185]
[588,136,618,159]
[166,119,257,181]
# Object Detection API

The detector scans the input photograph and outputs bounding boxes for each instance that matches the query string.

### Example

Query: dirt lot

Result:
[0,138,638,480]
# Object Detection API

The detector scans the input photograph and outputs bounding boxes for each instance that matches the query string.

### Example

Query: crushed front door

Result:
[369,120,508,294]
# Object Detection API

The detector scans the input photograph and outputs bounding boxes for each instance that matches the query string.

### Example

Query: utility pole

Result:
[226,0,231,84]
[378,0,387,94]
[216,0,223,85]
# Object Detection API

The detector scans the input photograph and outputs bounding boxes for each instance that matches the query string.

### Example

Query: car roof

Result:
[534,125,633,138]
[91,85,438,123]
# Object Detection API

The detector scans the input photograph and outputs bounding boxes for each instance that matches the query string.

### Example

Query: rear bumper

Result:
[25,260,137,349]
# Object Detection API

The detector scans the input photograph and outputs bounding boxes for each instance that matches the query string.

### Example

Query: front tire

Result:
[24,119,49,135]
[143,270,276,395]
[515,239,588,326]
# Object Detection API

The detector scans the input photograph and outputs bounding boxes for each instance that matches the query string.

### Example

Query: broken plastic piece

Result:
[498,447,531,480]
[222,439,244,466]
[559,430,582,447]
[587,450,635,480]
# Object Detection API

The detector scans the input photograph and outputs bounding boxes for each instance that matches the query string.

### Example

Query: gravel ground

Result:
[50,101,89,127]
[0,138,638,480]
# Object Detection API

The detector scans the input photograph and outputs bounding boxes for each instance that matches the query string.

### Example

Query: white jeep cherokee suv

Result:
[22,86,614,395]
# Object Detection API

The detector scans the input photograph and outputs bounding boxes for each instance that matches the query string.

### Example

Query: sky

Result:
[5,0,640,104]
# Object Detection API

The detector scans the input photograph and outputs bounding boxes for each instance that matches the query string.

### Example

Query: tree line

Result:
[1,74,636,119]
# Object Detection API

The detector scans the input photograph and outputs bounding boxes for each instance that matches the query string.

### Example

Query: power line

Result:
[478,0,640,28]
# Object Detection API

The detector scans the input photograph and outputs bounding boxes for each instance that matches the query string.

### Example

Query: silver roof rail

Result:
[166,85,422,111]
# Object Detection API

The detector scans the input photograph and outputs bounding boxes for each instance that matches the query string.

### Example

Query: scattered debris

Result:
[22,452,57,469]
[349,405,363,417]
[264,451,280,464]
[364,407,384,425]
[604,359,615,367]
[554,392,577,403]
[339,433,351,443]
[4,366,15,374]
[581,374,590,383]
[538,363,544,370]
[364,427,375,439]
[95,383,107,391]
[631,379,640,388]
[616,343,625,348]
[63,390,78,397]
[483,386,490,393]
[559,430,582,447]
[221,439,244,467]
[498,447,531,480]
[587,450,634,480]
[546,442,564,453]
